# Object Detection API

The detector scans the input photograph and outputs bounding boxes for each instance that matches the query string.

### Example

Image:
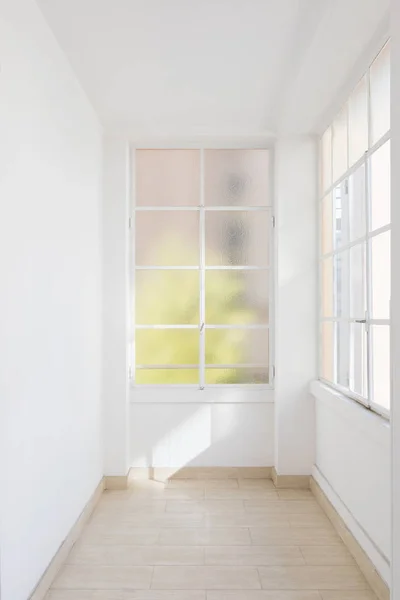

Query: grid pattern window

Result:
[319,40,391,415]
[132,148,272,387]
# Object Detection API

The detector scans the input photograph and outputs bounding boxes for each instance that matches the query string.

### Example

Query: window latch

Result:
[200,322,205,332]
[355,319,366,323]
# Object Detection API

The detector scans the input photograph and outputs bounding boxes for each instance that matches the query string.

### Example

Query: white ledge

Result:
[130,387,275,404]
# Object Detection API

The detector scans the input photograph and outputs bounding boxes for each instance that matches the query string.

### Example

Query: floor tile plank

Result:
[205,545,305,566]
[258,566,369,590]
[151,566,261,589]
[52,565,153,590]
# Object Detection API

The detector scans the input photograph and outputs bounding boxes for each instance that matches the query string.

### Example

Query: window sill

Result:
[130,386,275,404]
[310,380,390,441]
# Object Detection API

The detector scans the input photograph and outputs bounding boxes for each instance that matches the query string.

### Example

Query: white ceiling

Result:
[37,0,389,137]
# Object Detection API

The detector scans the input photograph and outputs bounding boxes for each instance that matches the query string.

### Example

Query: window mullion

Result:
[199,148,205,390]
[365,149,373,406]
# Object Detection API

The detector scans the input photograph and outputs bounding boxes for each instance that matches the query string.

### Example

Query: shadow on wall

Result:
[130,400,274,471]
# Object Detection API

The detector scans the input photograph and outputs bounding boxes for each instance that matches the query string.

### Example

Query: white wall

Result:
[102,137,130,476]
[0,2,103,599]
[274,137,318,475]
[391,2,400,596]
[130,391,274,468]
[311,382,390,584]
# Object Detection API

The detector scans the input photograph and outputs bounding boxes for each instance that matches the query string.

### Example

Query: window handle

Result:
[355,319,366,323]
[200,323,205,332]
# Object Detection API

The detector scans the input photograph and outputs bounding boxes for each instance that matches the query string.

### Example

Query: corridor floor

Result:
[46,475,377,600]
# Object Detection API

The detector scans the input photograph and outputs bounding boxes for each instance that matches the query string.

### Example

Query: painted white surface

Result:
[281,0,390,134]
[36,0,389,137]
[0,2,103,599]
[274,137,317,475]
[36,0,327,137]
[131,388,274,404]
[130,402,274,468]
[391,2,400,596]
[311,381,390,583]
[102,137,130,476]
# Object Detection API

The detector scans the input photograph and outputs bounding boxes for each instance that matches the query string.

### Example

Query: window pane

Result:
[136,270,199,325]
[371,325,390,410]
[206,367,269,385]
[135,150,200,206]
[321,257,333,317]
[370,42,390,145]
[371,231,391,319]
[370,141,391,232]
[348,76,368,165]
[349,244,366,319]
[136,211,199,266]
[206,328,269,366]
[336,321,350,388]
[350,323,367,397]
[205,270,269,325]
[334,251,350,318]
[332,105,348,182]
[334,180,349,249]
[349,165,366,242]
[136,329,199,365]
[204,149,270,206]
[205,211,270,266]
[136,369,199,384]
[321,322,334,382]
[321,127,332,193]
[321,194,333,255]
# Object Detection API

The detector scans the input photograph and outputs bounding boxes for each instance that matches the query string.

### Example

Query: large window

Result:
[319,41,391,416]
[132,148,273,388]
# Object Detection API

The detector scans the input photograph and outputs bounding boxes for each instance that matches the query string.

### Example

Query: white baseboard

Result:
[271,467,310,489]
[312,465,390,598]
[29,478,104,600]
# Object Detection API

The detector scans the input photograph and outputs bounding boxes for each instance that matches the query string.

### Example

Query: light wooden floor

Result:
[46,477,377,600]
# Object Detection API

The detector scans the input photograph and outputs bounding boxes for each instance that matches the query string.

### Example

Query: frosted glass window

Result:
[136,369,199,385]
[136,329,199,365]
[349,165,366,242]
[321,127,332,193]
[371,325,390,410]
[332,105,348,182]
[206,368,269,385]
[205,211,270,266]
[321,322,334,382]
[136,150,200,206]
[321,194,333,255]
[370,42,390,145]
[204,149,270,206]
[206,329,269,366]
[370,141,391,232]
[136,211,199,266]
[136,270,199,325]
[371,231,391,319]
[348,76,368,165]
[205,270,269,324]
[321,258,333,317]
[133,148,271,387]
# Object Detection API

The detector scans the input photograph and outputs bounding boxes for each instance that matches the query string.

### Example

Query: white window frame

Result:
[318,43,391,419]
[129,145,275,391]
